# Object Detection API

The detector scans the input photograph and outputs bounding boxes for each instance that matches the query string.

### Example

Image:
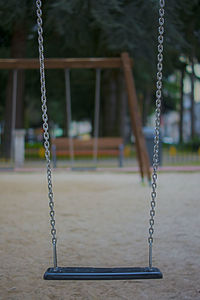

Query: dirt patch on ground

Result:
[0,172,199,300]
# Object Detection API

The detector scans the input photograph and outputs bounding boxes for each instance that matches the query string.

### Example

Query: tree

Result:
[177,0,200,140]
[1,0,200,151]
[0,0,34,157]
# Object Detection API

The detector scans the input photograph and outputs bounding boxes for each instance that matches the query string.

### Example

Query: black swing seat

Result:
[44,266,163,280]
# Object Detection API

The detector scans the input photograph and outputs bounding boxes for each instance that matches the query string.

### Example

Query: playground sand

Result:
[0,172,199,300]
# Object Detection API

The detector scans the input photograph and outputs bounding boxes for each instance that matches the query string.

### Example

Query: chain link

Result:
[36,0,57,266]
[148,0,165,268]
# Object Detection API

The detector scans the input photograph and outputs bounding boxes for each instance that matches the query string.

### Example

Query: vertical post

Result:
[191,54,195,139]
[179,65,185,143]
[93,68,101,165]
[11,69,18,162]
[65,69,74,166]
[52,144,57,168]
[118,144,124,168]
[121,52,151,182]
[14,129,25,168]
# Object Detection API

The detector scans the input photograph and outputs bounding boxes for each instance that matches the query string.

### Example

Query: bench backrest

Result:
[51,137,123,150]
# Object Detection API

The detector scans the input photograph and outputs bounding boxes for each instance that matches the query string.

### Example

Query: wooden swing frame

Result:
[0,52,150,181]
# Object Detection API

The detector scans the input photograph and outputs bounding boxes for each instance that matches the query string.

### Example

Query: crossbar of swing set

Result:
[0,58,133,69]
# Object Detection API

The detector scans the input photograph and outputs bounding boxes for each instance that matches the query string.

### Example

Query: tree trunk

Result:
[179,65,185,143]
[3,22,26,158]
[190,55,195,140]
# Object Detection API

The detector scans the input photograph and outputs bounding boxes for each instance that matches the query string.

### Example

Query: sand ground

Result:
[0,171,200,300]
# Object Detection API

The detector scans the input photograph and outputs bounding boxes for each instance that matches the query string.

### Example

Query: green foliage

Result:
[178,137,200,152]
[25,142,42,149]
[162,77,180,112]
[0,0,200,130]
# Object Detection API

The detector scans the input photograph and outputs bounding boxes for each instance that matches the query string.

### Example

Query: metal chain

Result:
[35,0,164,270]
[148,0,165,269]
[36,0,57,268]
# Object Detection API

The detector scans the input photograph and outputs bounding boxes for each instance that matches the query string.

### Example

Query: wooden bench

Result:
[51,137,124,167]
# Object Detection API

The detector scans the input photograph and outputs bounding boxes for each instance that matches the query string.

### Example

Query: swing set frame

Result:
[0,53,151,181]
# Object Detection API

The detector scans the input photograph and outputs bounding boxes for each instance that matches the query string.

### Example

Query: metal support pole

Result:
[65,69,74,166]
[149,243,152,269]
[118,144,124,168]
[93,68,101,165]
[52,144,57,168]
[11,69,18,162]
[53,243,57,270]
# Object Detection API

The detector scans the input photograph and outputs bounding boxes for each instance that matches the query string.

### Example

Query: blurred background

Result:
[0,0,200,169]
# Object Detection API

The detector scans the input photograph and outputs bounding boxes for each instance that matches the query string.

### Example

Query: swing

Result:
[65,68,101,170]
[36,0,165,280]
